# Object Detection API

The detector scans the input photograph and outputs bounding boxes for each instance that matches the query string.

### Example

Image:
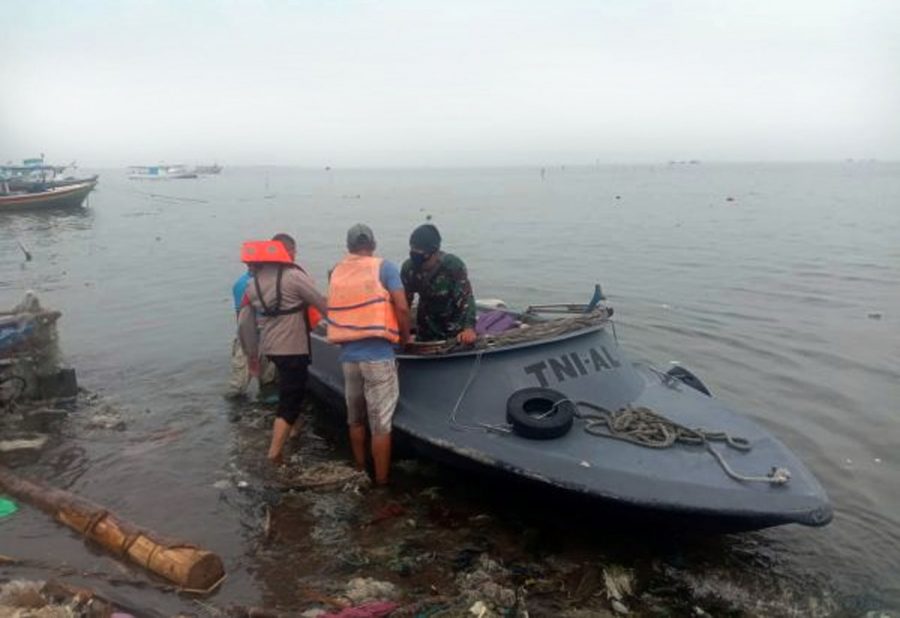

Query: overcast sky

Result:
[1,0,898,166]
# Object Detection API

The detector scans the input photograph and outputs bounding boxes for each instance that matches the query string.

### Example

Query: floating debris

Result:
[321,601,399,618]
[0,435,48,452]
[0,466,225,591]
[0,498,18,519]
[611,598,628,614]
[16,241,32,262]
[603,565,634,605]
[344,577,399,605]
[0,579,120,617]
[571,565,602,603]
[87,411,126,431]
[278,462,370,492]
[456,555,517,612]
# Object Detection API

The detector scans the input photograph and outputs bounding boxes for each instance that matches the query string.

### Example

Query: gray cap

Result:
[346,223,375,250]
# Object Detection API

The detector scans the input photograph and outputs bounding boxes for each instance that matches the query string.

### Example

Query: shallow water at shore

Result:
[1,164,898,614]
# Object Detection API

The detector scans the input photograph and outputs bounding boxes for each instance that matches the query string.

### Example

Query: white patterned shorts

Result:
[342,360,399,435]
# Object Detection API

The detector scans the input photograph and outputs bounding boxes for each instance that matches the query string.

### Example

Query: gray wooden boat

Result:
[307,296,832,531]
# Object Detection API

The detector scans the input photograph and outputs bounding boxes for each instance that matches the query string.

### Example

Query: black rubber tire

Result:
[666,365,712,397]
[506,387,575,440]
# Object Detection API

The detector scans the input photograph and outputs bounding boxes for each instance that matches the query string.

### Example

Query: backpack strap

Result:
[254,265,306,317]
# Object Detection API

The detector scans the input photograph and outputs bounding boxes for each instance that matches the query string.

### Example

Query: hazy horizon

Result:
[2,1,898,167]
[43,159,900,170]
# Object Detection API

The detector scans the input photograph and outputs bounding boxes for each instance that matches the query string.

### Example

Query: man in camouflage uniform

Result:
[401,224,477,344]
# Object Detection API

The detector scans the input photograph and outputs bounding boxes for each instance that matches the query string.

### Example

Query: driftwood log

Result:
[0,465,225,592]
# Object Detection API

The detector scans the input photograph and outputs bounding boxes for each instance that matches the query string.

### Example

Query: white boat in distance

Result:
[128,164,198,180]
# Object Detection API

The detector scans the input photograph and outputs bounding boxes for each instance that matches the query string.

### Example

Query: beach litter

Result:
[343,577,400,605]
[0,435,48,452]
[0,579,120,617]
[603,565,634,614]
[279,462,371,492]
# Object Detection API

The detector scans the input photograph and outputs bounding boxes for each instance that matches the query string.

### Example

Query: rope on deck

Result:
[574,402,791,485]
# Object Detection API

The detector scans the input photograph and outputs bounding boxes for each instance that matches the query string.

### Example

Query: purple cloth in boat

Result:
[475,310,518,335]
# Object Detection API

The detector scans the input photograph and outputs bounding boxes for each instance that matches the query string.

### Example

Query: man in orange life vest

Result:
[238,233,328,465]
[327,224,411,485]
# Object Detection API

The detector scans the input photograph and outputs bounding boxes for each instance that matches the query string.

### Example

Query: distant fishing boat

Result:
[194,164,222,175]
[0,179,97,212]
[1,157,97,192]
[128,165,198,180]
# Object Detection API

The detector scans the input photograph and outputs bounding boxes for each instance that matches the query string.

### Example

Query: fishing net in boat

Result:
[408,307,613,356]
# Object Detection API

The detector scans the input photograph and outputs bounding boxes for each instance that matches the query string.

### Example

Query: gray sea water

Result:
[1,164,898,614]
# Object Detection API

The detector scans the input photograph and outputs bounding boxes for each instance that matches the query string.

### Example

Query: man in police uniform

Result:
[238,234,328,465]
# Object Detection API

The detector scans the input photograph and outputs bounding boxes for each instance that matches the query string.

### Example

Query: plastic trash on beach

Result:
[0,497,18,519]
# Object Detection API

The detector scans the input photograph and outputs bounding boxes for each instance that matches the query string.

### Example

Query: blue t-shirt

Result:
[232,271,252,313]
[339,260,403,363]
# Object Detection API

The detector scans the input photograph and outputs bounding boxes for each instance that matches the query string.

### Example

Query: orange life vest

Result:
[240,239,322,330]
[241,240,293,264]
[327,255,400,344]
[307,306,323,330]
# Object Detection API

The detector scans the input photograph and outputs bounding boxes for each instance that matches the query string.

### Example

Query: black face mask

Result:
[409,251,431,268]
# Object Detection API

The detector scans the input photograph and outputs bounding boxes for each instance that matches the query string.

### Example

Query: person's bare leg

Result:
[362,360,398,486]
[290,419,303,439]
[268,417,293,464]
[371,432,392,485]
[349,424,367,470]
[343,363,367,470]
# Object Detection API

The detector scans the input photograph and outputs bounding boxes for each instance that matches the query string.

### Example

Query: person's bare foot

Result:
[267,451,285,466]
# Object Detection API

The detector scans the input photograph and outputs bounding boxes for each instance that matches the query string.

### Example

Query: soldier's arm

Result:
[453,261,477,330]
[391,289,411,345]
[400,260,415,308]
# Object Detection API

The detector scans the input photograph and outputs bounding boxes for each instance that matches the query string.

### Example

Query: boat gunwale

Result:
[312,321,612,362]
[0,179,97,200]
[0,180,97,211]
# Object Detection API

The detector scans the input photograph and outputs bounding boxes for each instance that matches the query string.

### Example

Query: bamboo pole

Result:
[0,465,225,592]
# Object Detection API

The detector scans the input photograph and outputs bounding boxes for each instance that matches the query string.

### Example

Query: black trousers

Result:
[266,354,309,424]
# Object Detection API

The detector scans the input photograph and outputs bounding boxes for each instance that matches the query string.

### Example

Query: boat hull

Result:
[6,175,99,192]
[128,174,198,180]
[0,180,97,212]
[307,323,832,530]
